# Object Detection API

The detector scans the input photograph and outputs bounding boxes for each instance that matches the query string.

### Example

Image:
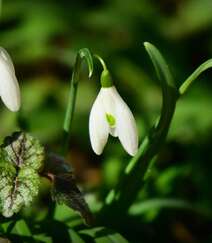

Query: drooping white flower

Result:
[0,47,21,112]
[89,85,138,156]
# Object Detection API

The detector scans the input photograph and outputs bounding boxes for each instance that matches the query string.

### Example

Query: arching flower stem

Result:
[63,48,93,155]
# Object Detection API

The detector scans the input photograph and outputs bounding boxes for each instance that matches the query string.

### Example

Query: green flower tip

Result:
[101,69,113,88]
[106,113,116,127]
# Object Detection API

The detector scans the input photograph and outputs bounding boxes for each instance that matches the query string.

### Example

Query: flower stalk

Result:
[63,48,93,154]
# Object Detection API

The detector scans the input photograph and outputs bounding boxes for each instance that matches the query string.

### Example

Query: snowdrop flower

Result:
[0,47,20,111]
[89,65,138,156]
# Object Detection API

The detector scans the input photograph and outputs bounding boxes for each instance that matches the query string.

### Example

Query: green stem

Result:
[93,54,107,71]
[63,48,93,154]
[63,55,80,133]
[94,55,113,87]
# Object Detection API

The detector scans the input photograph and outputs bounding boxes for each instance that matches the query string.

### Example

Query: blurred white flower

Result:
[0,47,20,112]
[89,86,138,156]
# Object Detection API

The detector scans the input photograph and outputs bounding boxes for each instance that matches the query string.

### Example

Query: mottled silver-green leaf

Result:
[0,161,40,218]
[1,132,44,170]
[0,163,16,217]
[0,132,44,217]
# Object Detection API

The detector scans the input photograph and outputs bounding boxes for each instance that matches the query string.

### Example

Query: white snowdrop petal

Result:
[109,127,118,137]
[100,87,119,137]
[114,89,138,156]
[100,87,116,117]
[0,59,20,112]
[89,91,109,155]
[0,47,15,74]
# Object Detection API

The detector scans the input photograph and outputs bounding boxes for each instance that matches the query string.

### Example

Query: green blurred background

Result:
[1,0,212,242]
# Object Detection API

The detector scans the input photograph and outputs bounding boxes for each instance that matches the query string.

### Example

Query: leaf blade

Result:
[179,59,212,95]
[52,173,92,225]
[80,227,129,243]
[12,219,31,237]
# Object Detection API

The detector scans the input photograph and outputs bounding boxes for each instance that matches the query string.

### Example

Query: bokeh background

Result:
[0,0,212,242]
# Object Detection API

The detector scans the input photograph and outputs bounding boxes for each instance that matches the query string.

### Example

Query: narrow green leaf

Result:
[33,234,52,243]
[80,227,129,243]
[129,198,195,216]
[95,234,129,243]
[144,42,176,90]
[54,204,76,222]
[179,59,212,95]
[143,42,178,130]
[69,229,85,243]
[12,219,31,237]
[0,221,12,233]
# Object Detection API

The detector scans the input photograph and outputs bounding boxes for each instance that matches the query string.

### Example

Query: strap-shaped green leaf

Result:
[79,227,129,243]
[179,59,212,95]
[12,219,31,237]
[129,198,197,215]
[144,42,176,89]
[69,229,85,243]
[143,42,178,133]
